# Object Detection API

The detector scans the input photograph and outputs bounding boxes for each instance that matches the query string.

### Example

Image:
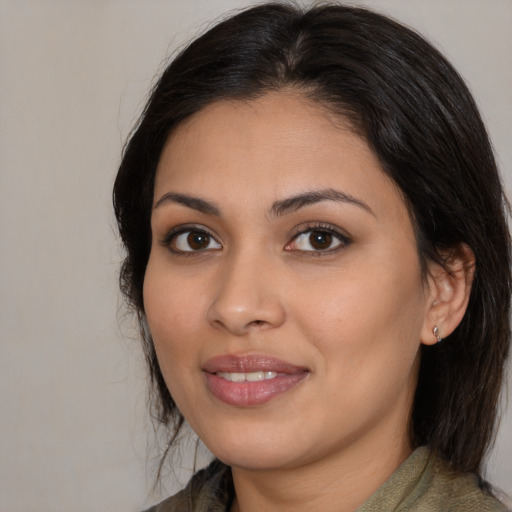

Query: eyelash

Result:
[286,222,351,255]
[159,224,220,256]
[159,222,351,256]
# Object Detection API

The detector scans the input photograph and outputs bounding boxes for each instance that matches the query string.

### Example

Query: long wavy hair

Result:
[113,2,511,477]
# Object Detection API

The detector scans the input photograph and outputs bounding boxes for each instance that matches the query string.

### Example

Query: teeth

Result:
[245,371,263,382]
[217,371,278,382]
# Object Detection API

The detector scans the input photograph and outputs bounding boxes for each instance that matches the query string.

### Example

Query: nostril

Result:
[206,291,286,334]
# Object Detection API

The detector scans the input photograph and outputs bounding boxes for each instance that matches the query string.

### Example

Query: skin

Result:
[143,92,472,512]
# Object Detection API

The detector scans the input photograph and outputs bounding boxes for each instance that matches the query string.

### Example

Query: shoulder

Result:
[422,455,508,512]
[357,447,508,512]
[143,459,232,512]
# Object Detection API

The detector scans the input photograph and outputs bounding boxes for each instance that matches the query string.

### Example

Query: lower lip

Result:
[204,372,308,406]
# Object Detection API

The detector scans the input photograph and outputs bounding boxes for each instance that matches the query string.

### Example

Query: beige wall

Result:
[1,1,510,510]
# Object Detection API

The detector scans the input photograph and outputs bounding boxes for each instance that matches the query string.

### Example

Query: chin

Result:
[215,445,299,472]
[195,422,305,471]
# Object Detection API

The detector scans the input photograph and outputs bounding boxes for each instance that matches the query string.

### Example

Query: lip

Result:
[202,354,309,407]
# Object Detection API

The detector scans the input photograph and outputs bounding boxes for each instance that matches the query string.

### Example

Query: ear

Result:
[420,243,475,346]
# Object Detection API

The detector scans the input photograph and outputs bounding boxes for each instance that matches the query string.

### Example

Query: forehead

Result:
[154,92,406,222]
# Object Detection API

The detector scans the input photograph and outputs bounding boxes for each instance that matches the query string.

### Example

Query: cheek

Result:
[143,269,208,419]
[290,251,426,380]
[292,270,423,432]
[295,264,424,336]
[143,258,205,378]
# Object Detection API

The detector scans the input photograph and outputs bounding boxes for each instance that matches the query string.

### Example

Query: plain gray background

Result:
[1,1,510,510]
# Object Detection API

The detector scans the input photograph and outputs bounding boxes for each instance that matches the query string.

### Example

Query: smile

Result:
[203,354,309,406]
[216,371,278,382]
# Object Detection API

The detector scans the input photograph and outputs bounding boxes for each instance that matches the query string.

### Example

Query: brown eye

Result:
[309,231,333,250]
[170,229,222,252]
[286,227,349,253]
[187,231,210,250]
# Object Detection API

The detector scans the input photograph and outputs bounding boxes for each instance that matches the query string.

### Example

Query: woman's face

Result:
[144,93,434,471]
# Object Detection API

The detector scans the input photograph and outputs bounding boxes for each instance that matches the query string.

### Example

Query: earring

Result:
[433,325,442,343]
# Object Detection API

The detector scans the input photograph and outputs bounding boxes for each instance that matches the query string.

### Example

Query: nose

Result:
[206,250,286,336]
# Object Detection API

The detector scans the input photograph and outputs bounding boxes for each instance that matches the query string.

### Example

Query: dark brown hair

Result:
[113,2,511,476]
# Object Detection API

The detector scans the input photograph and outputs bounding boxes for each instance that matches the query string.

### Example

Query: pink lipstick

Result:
[202,354,309,406]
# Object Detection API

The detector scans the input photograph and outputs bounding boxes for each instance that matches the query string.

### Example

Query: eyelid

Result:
[159,224,222,254]
[285,222,351,253]
[158,222,350,255]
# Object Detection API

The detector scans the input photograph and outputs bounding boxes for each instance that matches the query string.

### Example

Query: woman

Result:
[114,3,510,511]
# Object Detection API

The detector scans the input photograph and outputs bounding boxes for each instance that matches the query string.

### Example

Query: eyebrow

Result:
[270,188,375,218]
[153,188,374,218]
[153,192,221,216]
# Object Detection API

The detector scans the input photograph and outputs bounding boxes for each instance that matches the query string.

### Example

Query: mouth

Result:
[216,371,278,382]
[202,354,309,406]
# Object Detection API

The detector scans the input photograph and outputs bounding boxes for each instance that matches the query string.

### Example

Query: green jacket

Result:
[145,447,508,512]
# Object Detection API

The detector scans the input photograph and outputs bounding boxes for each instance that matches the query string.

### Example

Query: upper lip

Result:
[202,354,308,374]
